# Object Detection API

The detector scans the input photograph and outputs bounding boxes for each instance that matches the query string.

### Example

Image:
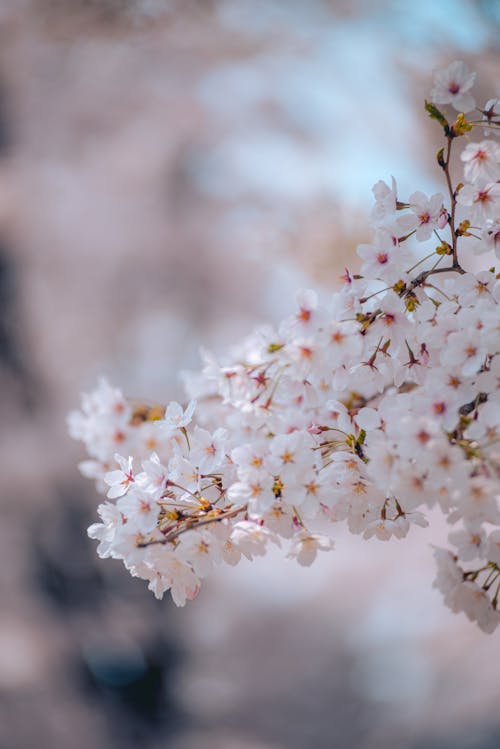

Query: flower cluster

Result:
[69,62,500,631]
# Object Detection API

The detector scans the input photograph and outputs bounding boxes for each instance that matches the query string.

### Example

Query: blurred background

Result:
[0,1,499,748]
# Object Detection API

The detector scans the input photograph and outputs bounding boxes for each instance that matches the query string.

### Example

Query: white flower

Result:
[104,454,135,499]
[67,378,132,461]
[286,336,320,378]
[318,319,363,369]
[294,288,318,326]
[397,191,447,241]
[456,477,500,526]
[117,488,160,534]
[478,218,500,259]
[451,272,496,306]
[433,548,463,603]
[287,532,334,566]
[263,504,295,538]
[228,476,276,515]
[420,439,468,498]
[168,454,201,496]
[415,383,463,431]
[371,176,397,224]
[456,181,500,223]
[355,407,381,431]
[391,464,428,513]
[144,547,201,605]
[177,530,223,577]
[440,328,488,377]
[431,549,499,632]
[486,530,500,566]
[161,400,196,430]
[448,527,486,562]
[373,290,411,350]
[231,440,279,480]
[453,582,500,633]
[230,521,280,560]
[269,431,315,485]
[364,433,397,493]
[87,502,122,558]
[430,60,476,112]
[189,426,227,474]
[460,141,500,183]
[363,517,407,541]
[139,452,169,500]
[357,229,412,282]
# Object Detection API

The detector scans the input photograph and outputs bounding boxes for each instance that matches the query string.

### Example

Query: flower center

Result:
[476,190,491,204]
[331,331,345,344]
[298,308,311,322]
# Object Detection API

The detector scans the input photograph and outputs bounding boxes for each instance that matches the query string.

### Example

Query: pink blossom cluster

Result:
[69,62,500,630]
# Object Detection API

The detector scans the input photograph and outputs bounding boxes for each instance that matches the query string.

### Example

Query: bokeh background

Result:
[1,1,500,748]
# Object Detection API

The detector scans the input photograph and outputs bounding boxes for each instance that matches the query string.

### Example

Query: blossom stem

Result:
[492,580,500,609]
[482,567,499,590]
[405,251,439,275]
[292,506,306,528]
[443,134,460,266]
[138,504,248,547]
[424,282,452,301]
[409,262,465,291]
[164,481,202,503]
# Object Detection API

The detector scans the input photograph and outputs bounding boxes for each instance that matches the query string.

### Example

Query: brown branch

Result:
[409,263,465,291]
[137,504,247,548]
[443,134,459,266]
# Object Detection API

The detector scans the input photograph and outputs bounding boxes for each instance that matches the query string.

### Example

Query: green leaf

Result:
[424,100,449,128]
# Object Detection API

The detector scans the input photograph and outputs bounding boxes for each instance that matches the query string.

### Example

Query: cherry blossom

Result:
[397,191,447,241]
[104,454,135,499]
[161,399,196,430]
[70,62,500,632]
[371,176,398,224]
[478,218,500,258]
[456,181,500,222]
[287,533,334,566]
[460,140,500,183]
[430,60,476,112]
